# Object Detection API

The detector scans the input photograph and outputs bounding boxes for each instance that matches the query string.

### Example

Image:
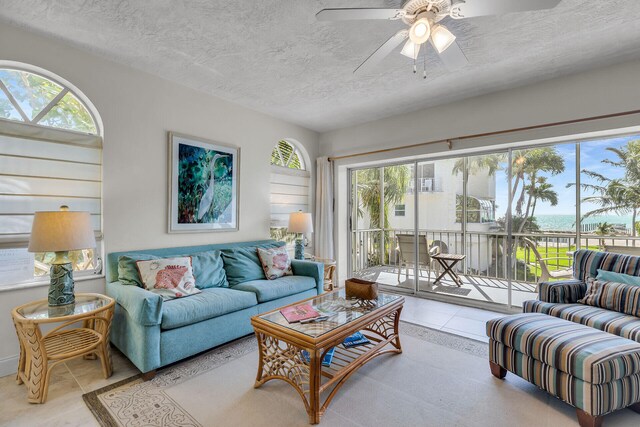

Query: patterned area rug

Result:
[83,322,488,427]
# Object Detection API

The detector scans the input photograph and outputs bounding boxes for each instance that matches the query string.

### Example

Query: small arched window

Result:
[0,63,103,288]
[271,140,306,170]
[269,140,312,251]
[0,67,98,134]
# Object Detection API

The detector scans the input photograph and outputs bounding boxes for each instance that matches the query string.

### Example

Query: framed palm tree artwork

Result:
[168,132,239,233]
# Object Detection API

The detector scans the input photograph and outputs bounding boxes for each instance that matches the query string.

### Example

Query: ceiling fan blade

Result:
[354,30,408,74]
[450,0,561,19]
[433,40,468,70]
[316,8,405,21]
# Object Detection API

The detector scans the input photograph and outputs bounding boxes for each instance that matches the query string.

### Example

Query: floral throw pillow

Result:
[257,247,293,280]
[135,257,201,300]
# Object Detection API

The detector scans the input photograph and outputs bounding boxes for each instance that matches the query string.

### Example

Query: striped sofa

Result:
[488,250,640,427]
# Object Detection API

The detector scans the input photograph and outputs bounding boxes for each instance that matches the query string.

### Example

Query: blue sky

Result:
[494,134,639,218]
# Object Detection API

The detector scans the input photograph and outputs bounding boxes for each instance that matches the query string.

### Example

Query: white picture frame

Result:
[168,132,239,233]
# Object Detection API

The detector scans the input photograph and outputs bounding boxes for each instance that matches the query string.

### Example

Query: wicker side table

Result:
[313,258,336,291]
[11,293,115,403]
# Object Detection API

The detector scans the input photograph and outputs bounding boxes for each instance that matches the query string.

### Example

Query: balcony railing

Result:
[351,228,640,284]
[408,177,442,194]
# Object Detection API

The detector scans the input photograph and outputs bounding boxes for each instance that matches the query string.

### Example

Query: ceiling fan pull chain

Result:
[423,55,427,79]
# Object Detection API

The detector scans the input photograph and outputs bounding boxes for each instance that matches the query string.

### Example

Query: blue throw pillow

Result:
[118,254,158,287]
[187,250,228,289]
[596,269,640,286]
[221,242,285,287]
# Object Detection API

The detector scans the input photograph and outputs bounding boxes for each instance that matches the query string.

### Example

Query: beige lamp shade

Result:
[288,211,313,234]
[28,210,96,253]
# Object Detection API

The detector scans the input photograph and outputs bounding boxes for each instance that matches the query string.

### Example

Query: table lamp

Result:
[28,205,96,306]
[288,211,313,260]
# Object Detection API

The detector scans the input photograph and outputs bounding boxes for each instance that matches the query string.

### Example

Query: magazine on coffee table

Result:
[301,347,336,367]
[342,331,370,348]
[280,304,321,323]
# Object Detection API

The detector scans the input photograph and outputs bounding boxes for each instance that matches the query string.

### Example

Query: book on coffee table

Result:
[280,304,320,323]
[301,347,336,367]
[342,331,370,348]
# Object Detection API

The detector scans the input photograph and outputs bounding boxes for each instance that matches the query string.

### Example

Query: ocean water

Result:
[535,214,633,231]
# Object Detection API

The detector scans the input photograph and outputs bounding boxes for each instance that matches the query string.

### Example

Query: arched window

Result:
[0,67,98,134]
[0,63,103,287]
[269,140,311,249]
[270,140,306,170]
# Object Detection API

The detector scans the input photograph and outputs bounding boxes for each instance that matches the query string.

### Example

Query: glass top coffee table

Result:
[251,289,404,424]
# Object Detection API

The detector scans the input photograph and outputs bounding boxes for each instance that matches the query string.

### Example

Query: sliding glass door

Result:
[350,164,415,291]
[348,132,640,310]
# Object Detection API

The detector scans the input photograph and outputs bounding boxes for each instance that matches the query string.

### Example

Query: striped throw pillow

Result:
[579,278,640,317]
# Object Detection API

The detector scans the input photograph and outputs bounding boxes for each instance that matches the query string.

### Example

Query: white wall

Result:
[324,59,640,285]
[0,24,319,375]
[320,59,640,158]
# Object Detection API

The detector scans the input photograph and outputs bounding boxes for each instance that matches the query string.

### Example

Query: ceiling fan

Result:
[316,0,562,77]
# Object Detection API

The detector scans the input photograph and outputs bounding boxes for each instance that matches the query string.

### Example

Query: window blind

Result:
[270,165,311,227]
[0,126,102,247]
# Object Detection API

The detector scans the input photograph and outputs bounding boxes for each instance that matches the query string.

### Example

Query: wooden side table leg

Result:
[19,324,48,403]
[98,342,113,379]
[99,310,114,378]
[14,321,26,385]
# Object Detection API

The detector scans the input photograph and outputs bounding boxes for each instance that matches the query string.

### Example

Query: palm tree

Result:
[356,166,410,263]
[519,176,559,232]
[574,140,640,237]
[451,154,506,176]
[594,222,616,249]
[512,147,564,217]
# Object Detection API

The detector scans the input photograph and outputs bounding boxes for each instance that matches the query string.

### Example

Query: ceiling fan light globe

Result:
[431,24,456,53]
[409,17,431,44]
[400,39,420,60]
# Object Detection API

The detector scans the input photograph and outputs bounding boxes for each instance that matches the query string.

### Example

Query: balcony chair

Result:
[396,234,438,282]
[522,238,573,284]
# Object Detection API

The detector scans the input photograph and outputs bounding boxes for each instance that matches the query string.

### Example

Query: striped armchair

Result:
[536,249,640,304]
[524,249,640,344]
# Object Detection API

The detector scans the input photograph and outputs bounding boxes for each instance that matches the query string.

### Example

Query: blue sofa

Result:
[106,239,323,376]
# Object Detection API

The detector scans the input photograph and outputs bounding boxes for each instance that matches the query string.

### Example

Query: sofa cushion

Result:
[118,251,228,289]
[232,275,316,303]
[221,242,284,287]
[573,249,640,284]
[597,269,640,286]
[190,250,229,289]
[161,287,257,330]
[257,246,293,280]
[523,300,640,343]
[487,313,640,384]
[118,253,157,286]
[580,279,640,317]
[136,257,201,300]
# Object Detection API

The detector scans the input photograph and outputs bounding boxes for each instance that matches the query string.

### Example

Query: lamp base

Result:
[48,262,75,306]
[294,239,305,260]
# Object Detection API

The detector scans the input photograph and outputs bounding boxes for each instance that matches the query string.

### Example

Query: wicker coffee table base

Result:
[254,306,402,424]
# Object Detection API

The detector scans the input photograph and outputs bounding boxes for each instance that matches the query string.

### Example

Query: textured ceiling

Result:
[1,0,640,132]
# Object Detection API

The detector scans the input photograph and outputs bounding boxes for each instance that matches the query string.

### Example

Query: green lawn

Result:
[517,245,600,276]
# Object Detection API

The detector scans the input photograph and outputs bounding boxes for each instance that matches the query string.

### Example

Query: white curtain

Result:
[315,157,334,259]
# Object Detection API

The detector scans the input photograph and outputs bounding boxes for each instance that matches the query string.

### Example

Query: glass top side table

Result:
[11,293,115,403]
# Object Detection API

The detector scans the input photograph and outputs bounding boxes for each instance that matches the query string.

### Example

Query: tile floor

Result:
[355,265,537,307]
[400,294,503,342]
[0,295,501,426]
